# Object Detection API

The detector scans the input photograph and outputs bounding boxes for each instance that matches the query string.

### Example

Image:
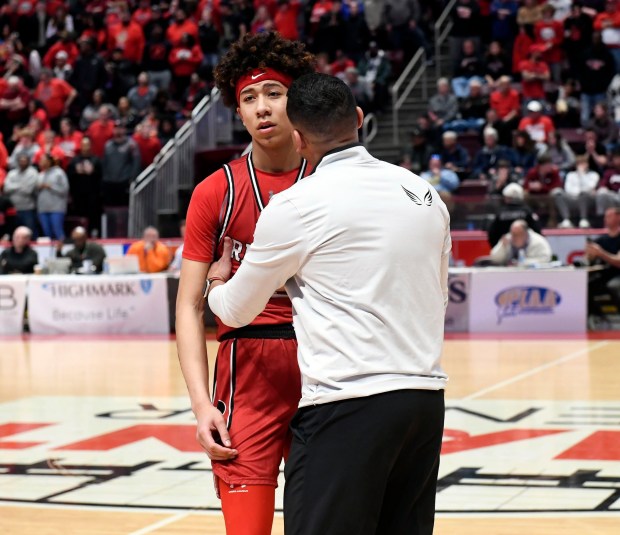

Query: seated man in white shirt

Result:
[556,154,600,228]
[490,219,553,266]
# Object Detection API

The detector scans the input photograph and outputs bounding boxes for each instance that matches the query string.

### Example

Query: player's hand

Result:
[207,237,233,282]
[195,404,238,461]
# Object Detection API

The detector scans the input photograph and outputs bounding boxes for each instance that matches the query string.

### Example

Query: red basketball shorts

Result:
[211,336,300,487]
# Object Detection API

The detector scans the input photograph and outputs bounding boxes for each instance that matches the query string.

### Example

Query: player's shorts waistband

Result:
[219,324,296,341]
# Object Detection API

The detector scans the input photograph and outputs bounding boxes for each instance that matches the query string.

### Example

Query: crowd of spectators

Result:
[0,0,447,243]
[399,0,620,230]
[0,220,181,274]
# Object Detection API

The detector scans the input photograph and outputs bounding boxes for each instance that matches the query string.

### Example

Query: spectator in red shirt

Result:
[169,33,204,99]
[107,9,145,65]
[32,129,65,168]
[56,118,83,167]
[309,0,333,36]
[132,122,162,169]
[254,0,278,18]
[593,0,620,73]
[274,0,301,41]
[0,76,29,138]
[518,45,550,103]
[79,13,107,51]
[489,75,520,137]
[43,32,79,68]
[518,100,555,146]
[251,5,274,33]
[524,152,564,224]
[33,69,77,124]
[524,153,563,195]
[330,51,355,77]
[133,0,153,27]
[45,0,65,17]
[166,9,200,47]
[85,105,115,158]
[534,3,564,81]
[182,73,209,117]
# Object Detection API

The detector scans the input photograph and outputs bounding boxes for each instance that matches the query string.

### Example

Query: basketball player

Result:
[175,33,314,535]
[207,73,450,535]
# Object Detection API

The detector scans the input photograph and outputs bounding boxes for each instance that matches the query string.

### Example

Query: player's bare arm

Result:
[176,257,237,461]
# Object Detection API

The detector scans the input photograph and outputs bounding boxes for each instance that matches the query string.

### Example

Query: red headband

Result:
[235,68,293,104]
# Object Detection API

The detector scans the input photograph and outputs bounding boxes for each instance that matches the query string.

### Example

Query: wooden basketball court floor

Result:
[1,334,619,534]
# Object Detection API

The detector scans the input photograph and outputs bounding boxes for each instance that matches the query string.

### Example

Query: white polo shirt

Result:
[209,144,450,407]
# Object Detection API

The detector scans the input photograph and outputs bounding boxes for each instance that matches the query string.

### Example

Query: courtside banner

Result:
[469,268,587,333]
[0,275,27,335]
[28,274,169,334]
[445,270,470,332]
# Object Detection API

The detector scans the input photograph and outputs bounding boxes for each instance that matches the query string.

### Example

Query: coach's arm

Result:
[208,195,308,327]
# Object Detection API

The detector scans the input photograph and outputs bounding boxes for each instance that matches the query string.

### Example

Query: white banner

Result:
[445,270,470,332]
[0,275,27,335]
[469,268,587,333]
[28,274,169,334]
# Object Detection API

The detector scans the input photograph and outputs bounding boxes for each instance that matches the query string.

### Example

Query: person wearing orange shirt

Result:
[166,8,199,47]
[33,69,77,124]
[518,100,555,146]
[594,0,620,73]
[107,9,145,65]
[126,226,171,273]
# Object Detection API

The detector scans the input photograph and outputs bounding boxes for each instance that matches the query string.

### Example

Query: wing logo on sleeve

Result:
[402,186,433,206]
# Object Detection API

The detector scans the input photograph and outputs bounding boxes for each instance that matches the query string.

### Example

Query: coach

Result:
[207,73,450,535]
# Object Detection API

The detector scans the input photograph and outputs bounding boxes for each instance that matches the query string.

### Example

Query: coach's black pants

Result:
[284,389,445,535]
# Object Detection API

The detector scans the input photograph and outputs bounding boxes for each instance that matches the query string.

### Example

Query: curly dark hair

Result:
[214,32,316,107]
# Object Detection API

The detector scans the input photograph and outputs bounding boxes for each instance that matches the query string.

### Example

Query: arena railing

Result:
[434,0,458,79]
[128,89,232,237]
[391,47,427,145]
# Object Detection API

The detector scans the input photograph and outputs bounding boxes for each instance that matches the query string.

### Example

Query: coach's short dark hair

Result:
[286,73,358,139]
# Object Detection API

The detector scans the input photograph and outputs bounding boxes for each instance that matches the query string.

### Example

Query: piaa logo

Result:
[140,279,152,295]
[495,286,561,324]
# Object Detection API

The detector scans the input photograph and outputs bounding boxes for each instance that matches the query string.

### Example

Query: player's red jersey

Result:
[183,151,310,339]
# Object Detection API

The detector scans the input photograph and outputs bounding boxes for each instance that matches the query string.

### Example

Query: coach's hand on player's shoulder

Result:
[207,237,233,283]
[195,403,238,460]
